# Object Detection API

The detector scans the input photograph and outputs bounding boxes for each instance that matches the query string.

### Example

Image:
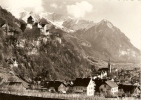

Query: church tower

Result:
[108,58,111,73]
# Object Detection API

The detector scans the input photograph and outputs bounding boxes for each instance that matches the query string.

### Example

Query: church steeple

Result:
[108,58,111,73]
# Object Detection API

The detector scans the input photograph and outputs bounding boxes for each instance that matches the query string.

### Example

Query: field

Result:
[0,90,140,100]
[0,90,112,100]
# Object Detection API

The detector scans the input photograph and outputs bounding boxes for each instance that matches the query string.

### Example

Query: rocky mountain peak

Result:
[98,19,114,29]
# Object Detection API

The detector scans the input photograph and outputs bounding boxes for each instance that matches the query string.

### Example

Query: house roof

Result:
[118,84,137,94]
[105,80,118,88]
[17,77,29,89]
[9,82,22,85]
[40,18,49,25]
[7,75,29,88]
[47,81,64,88]
[73,78,91,87]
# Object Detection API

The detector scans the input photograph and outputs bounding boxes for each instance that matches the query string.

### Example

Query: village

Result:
[0,15,140,100]
[0,59,140,99]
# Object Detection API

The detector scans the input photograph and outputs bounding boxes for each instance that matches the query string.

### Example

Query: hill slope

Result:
[0,7,92,81]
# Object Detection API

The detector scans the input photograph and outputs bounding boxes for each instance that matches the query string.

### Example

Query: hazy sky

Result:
[0,0,141,49]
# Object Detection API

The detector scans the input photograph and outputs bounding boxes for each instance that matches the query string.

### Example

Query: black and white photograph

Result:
[0,0,140,100]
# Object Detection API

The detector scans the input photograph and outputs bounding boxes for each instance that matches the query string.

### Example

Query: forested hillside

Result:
[0,7,93,81]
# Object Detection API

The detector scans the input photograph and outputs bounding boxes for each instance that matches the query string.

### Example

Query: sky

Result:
[0,0,141,49]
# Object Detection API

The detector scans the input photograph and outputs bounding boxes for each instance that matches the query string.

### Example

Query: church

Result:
[98,59,112,78]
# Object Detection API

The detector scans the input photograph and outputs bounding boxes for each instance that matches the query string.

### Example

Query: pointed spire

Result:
[108,58,110,64]
[108,58,111,73]
[108,58,110,67]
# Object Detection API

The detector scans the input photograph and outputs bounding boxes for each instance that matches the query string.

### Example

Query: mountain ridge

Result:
[2,7,140,63]
[62,18,140,63]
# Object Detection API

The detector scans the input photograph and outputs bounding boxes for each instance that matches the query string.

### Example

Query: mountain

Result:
[0,7,140,83]
[0,7,93,81]
[62,18,95,31]
[64,19,140,63]
[14,10,140,63]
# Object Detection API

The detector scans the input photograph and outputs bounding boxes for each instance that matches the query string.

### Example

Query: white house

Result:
[99,80,118,95]
[72,78,95,96]
[13,61,18,67]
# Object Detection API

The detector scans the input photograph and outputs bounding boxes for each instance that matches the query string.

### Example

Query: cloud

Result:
[50,3,58,9]
[67,1,93,18]
[0,0,44,18]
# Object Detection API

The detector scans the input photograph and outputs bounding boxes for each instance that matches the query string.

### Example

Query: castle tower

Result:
[27,16,34,24]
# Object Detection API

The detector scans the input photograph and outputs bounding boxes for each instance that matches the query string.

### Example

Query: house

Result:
[0,75,29,92]
[13,60,18,67]
[118,84,140,97]
[1,23,7,30]
[72,78,95,96]
[63,80,74,93]
[1,23,9,33]
[6,58,18,68]
[7,82,26,92]
[46,81,67,93]
[40,22,51,36]
[99,80,118,95]
[94,78,107,93]
[131,76,140,84]
[97,71,107,79]
[67,84,73,93]
[7,30,14,36]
